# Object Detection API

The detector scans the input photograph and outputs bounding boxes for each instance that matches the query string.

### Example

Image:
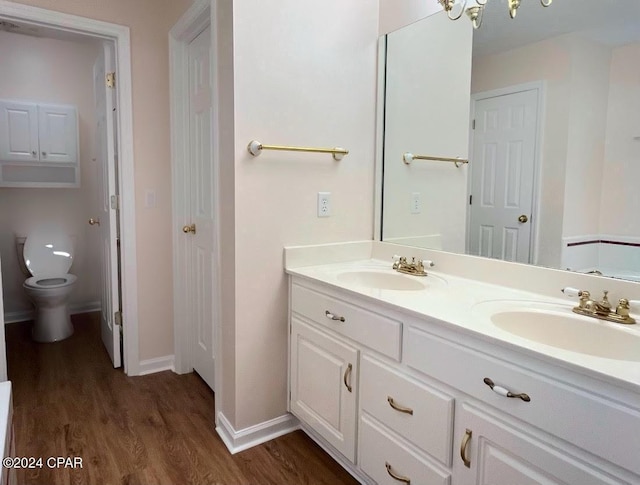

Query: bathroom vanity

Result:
[286,242,640,485]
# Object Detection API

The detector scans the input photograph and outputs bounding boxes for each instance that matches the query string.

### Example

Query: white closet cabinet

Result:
[0,100,79,187]
[0,101,39,163]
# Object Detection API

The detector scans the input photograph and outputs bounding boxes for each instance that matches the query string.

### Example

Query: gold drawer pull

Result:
[325,310,345,322]
[343,363,353,392]
[387,396,413,415]
[460,428,472,468]
[483,377,531,402]
[385,462,410,484]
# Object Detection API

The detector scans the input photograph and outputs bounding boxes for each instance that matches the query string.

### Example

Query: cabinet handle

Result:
[343,363,353,393]
[41,151,47,157]
[387,396,413,415]
[385,462,411,484]
[31,150,37,157]
[483,377,531,402]
[325,310,345,322]
[460,428,472,468]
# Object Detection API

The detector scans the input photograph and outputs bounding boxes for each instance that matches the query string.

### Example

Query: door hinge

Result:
[106,72,116,88]
[110,194,119,210]
[469,194,473,205]
[114,310,123,327]
[472,119,476,130]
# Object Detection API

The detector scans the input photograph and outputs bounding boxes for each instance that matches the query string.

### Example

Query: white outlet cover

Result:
[410,192,421,214]
[317,192,331,217]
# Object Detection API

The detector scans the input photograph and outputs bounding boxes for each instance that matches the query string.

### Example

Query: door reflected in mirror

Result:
[380,0,640,283]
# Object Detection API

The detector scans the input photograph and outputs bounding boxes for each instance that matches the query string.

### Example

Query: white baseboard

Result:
[216,412,300,454]
[138,355,175,375]
[4,310,32,325]
[4,300,101,324]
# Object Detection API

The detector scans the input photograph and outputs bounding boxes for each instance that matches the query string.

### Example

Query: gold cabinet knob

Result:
[182,224,196,234]
[88,218,100,226]
[518,214,529,223]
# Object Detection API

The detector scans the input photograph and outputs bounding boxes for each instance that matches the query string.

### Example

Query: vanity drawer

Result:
[360,355,454,466]
[404,325,640,476]
[359,414,450,485]
[291,284,402,360]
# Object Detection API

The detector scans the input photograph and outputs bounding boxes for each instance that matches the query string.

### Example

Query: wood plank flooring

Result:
[6,313,359,485]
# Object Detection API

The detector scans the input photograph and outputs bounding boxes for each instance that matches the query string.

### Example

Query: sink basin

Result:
[336,270,430,291]
[486,306,640,361]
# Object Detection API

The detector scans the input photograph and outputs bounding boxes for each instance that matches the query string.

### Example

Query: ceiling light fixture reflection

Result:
[437,0,552,29]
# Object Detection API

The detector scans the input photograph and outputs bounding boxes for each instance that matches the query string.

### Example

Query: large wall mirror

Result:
[379,0,640,282]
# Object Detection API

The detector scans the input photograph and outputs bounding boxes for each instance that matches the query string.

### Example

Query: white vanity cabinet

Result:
[290,317,358,461]
[454,404,623,485]
[287,276,640,485]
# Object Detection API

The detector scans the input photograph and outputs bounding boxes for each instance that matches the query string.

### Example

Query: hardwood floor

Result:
[6,313,358,485]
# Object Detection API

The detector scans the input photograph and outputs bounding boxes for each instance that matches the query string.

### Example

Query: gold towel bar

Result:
[403,152,469,168]
[247,140,348,161]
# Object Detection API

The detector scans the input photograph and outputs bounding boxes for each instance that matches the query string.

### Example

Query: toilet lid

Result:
[23,229,73,276]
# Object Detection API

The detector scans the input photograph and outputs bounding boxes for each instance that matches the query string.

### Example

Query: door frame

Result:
[0,0,140,375]
[467,81,545,265]
[169,0,222,393]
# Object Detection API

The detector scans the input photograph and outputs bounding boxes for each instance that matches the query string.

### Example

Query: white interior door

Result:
[187,26,216,390]
[93,41,121,368]
[468,89,538,263]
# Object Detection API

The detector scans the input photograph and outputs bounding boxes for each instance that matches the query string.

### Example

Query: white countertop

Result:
[286,257,640,392]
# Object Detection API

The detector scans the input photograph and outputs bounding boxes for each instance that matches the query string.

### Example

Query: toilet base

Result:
[32,306,74,343]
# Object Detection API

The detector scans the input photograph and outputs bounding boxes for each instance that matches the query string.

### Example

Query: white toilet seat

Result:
[24,273,77,289]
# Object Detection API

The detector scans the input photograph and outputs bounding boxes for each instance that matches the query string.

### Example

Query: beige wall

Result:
[9,0,193,359]
[378,0,440,35]
[600,42,640,237]
[382,12,472,253]
[0,30,101,318]
[226,0,379,429]
[562,37,610,239]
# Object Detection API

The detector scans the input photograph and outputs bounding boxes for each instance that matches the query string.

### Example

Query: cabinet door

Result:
[290,318,358,462]
[455,404,624,485]
[0,101,39,162]
[37,104,77,164]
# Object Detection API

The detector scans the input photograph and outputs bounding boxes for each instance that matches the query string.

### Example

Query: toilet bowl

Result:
[20,229,76,342]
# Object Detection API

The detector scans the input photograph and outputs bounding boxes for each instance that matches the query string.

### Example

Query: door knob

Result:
[182,224,196,234]
[88,218,100,226]
[518,214,529,223]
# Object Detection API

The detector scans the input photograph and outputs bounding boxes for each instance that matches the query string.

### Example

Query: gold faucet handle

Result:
[392,254,405,270]
[578,290,590,309]
[616,299,630,318]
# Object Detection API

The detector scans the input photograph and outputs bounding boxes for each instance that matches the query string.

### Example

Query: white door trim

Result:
[468,81,545,265]
[0,0,140,375]
[170,0,222,394]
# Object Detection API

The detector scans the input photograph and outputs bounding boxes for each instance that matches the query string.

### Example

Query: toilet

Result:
[19,228,77,342]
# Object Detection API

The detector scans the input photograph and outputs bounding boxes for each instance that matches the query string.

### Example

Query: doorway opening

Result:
[0,1,139,378]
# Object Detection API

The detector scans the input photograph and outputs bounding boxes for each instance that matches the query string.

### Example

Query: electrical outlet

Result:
[317,192,331,217]
[410,192,421,214]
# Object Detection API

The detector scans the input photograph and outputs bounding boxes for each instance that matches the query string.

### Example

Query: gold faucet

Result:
[563,288,636,325]
[392,255,434,277]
